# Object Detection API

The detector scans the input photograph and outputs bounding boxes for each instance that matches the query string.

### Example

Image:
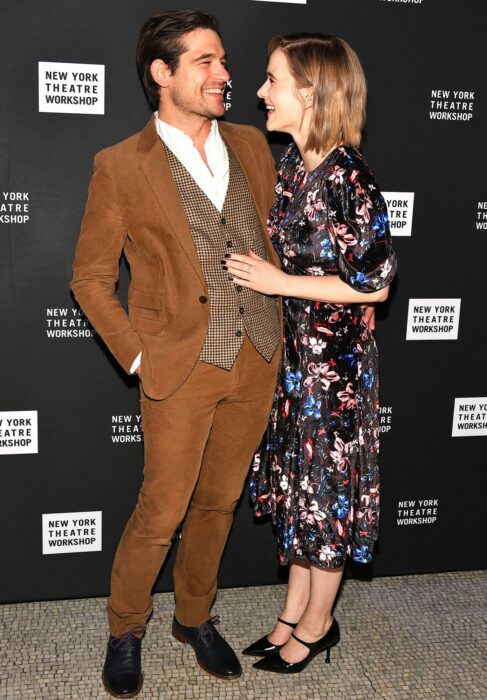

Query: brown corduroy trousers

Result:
[107,337,280,636]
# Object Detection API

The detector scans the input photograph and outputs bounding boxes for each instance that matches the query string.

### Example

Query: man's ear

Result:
[150,59,172,89]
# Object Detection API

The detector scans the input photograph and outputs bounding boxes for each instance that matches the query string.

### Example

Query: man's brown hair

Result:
[137,10,221,110]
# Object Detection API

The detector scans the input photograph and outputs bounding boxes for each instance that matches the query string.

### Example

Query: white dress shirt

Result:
[130,115,229,374]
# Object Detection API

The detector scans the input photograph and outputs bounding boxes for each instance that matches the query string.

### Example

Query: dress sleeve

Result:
[326,158,397,292]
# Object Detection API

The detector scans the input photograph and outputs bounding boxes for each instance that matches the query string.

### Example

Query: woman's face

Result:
[257,49,310,137]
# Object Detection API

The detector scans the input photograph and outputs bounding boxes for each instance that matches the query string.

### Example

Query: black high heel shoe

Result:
[252,618,340,673]
[242,617,297,657]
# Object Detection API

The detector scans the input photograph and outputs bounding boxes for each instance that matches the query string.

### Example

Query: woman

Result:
[224,34,396,674]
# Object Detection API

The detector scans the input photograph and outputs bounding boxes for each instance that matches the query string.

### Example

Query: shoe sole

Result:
[172,626,242,680]
[102,672,143,698]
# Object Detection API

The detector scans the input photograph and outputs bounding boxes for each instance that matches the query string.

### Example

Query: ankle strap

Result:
[277,616,298,629]
[291,631,314,649]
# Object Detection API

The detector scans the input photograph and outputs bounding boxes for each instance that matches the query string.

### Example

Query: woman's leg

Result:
[267,559,311,645]
[278,564,344,662]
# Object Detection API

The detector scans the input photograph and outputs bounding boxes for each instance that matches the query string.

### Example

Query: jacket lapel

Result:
[218,122,279,268]
[137,119,206,286]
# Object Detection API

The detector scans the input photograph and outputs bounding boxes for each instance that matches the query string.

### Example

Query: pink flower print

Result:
[328,306,346,324]
[319,544,337,563]
[304,362,340,390]
[332,222,358,254]
[380,257,393,279]
[304,188,326,218]
[313,323,334,336]
[309,337,327,354]
[306,265,325,276]
[328,165,346,184]
[349,169,360,184]
[360,486,379,508]
[304,438,314,460]
[337,382,357,410]
[309,500,326,522]
[354,183,373,223]
[330,435,354,472]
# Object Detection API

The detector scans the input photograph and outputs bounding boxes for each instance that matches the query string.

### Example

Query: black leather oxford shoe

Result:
[172,615,242,679]
[253,618,340,674]
[242,617,297,657]
[102,629,144,698]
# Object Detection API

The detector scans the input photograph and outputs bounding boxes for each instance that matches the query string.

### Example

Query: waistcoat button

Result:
[235,330,243,337]
[226,240,233,247]
[221,217,227,225]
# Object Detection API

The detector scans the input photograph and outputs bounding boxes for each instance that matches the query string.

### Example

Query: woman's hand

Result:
[361,304,375,330]
[224,250,287,296]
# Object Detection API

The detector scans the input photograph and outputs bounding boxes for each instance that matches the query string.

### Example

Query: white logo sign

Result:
[224,79,232,113]
[112,414,143,444]
[252,0,306,4]
[0,411,38,455]
[379,405,392,433]
[397,498,438,526]
[429,89,475,121]
[406,299,461,340]
[39,62,105,114]
[1,192,30,224]
[383,192,414,237]
[380,0,423,5]
[452,398,487,437]
[42,511,102,554]
[476,201,487,231]
[46,307,95,339]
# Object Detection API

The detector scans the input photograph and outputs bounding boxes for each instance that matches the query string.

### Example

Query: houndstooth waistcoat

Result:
[164,142,280,370]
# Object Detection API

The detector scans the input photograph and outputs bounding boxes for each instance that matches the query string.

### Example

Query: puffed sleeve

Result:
[326,154,397,292]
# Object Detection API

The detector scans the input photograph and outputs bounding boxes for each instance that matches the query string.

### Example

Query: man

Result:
[71,10,281,698]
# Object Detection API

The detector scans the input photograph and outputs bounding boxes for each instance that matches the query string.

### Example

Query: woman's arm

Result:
[224,250,389,303]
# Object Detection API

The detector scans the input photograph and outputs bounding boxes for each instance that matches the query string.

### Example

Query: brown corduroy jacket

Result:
[71,118,281,400]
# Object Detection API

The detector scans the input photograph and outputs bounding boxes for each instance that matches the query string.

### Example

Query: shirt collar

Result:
[154,112,219,153]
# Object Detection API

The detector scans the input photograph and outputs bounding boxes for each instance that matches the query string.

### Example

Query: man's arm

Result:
[71,151,143,374]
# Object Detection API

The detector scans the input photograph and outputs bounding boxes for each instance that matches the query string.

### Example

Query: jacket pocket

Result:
[129,290,165,335]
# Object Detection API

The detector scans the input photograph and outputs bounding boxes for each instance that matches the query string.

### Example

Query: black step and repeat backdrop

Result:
[1,0,486,604]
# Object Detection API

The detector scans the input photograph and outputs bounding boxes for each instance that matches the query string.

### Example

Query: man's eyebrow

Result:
[192,52,227,62]
[267,71,276,79]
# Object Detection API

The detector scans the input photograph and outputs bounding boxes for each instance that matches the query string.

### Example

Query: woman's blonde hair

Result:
[269,33,367,155]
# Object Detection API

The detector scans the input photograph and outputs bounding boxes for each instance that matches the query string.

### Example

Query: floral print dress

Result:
[251,144,397,569]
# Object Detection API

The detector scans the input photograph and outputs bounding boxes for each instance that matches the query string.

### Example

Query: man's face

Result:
[164,28,230,120]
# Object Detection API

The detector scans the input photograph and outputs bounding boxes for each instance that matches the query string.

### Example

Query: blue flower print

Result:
[362,371,374,390]
[332,494,350,519]
[372,212,389,238]
[350,271,368,287]
[283,525,295,550]
[285,370,302,393]
[353,545,372,563]
[320,237,334,260]
[304,395,322,419]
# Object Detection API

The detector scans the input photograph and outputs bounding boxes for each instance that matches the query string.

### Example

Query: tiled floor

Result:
[1,570,486,699]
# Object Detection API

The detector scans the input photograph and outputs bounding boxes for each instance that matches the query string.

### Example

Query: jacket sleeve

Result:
[70,150,143,373]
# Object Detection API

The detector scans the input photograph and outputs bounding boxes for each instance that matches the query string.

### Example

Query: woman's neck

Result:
[298,143,339,173]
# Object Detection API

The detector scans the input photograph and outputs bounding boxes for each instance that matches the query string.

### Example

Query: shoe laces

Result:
[197,615,220,644]
[110,627,146,651]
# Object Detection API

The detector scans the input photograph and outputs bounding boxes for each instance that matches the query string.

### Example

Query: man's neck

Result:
[157,106,213,153]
